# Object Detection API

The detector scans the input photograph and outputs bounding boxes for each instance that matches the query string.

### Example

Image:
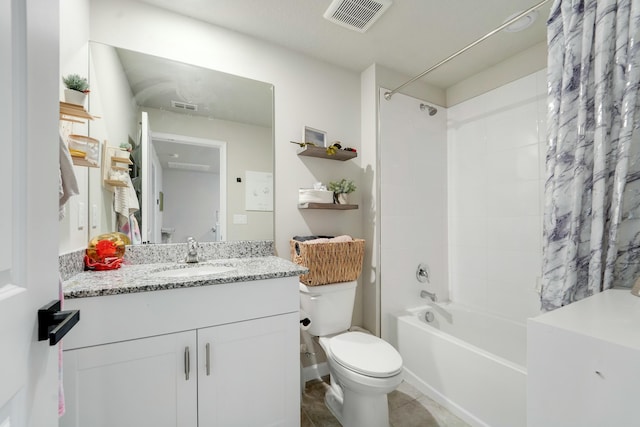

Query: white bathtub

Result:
[395,304,527,427]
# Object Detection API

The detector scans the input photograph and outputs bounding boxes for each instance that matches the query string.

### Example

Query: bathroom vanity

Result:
[59,245,306,427]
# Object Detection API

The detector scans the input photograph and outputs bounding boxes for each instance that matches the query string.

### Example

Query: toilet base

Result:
[324,379,391,427]
[324,384,344,422]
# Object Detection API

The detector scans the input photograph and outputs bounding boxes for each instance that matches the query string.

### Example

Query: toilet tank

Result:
[300,281,357,336]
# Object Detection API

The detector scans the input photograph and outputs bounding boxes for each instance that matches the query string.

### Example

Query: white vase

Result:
[64,89,87,107]
[336,193,348,204]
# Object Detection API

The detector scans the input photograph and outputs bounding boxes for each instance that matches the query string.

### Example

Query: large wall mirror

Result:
[87,42,274,244]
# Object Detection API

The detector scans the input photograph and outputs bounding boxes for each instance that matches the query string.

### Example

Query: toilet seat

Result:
[328,332,403,378]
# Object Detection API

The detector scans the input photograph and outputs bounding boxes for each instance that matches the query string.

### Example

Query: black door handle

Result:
[38,300,80,346]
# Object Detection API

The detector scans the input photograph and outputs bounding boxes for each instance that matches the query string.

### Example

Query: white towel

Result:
[114,173,139,217]
[329,235,354,243]
[59,133,79,220]
[304,235,353,244]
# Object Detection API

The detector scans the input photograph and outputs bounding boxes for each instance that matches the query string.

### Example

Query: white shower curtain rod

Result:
[383,0,552,100]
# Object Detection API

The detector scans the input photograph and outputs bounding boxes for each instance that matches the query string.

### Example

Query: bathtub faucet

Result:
[420,290,437,302]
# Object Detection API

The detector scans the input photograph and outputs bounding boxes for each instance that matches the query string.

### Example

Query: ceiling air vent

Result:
[167,161,211,172]
[171,100,198,112]
[324,0,392,33]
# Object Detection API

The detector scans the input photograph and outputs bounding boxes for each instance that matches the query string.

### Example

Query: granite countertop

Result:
[63,256,308,299]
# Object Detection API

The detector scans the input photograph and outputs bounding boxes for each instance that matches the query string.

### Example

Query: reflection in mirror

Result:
[88,42,274,244]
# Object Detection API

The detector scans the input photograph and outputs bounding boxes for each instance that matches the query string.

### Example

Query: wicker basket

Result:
[290,238,365,286]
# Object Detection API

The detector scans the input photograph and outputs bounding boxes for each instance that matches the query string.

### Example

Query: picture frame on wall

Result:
[303,126,327,147]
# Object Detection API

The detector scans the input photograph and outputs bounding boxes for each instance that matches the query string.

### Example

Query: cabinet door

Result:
[198,313,299,427]
[60,331,198,427]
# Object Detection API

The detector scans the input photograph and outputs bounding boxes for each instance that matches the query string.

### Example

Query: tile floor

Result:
[301,376,470,427]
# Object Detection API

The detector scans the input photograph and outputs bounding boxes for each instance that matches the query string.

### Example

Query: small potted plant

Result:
[62,73,90,107]
[328,178,356,204]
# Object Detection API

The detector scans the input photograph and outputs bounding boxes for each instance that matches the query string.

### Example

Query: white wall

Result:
[379,88,449,341]
[446,42,547,107]
[162,169,220,243]
[360,65,379,335]
[447,69,547,323]
[361,64,446,335]
[89,42,139,238]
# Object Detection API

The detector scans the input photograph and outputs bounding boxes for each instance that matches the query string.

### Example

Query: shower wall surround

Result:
[379,89,448,341]
[448,70,547,324]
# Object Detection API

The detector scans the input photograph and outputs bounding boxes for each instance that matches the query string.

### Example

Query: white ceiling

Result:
[153,138,221,173]
[111,46,272,171]
[137,0,551,89]
[115,47,273,127]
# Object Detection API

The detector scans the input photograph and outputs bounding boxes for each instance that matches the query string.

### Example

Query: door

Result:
[151,133,227,243]
[197,313,299,427]
[141,111,152,243]
[60,332,198,427]
[0,1,62,426]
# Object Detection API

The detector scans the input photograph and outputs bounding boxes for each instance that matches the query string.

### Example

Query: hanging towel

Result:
[58,275,65,417]
[59,133,79,220]
[119,213,142,245]
[113,173,139,217]
[129,214,141,244]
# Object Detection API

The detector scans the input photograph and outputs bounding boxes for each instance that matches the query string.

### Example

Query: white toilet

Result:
[300,281,403,427]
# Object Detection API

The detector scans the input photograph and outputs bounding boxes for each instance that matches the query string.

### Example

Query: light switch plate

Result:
[77,202,86,230]
[233,214,248,224]
[91,204,98,229]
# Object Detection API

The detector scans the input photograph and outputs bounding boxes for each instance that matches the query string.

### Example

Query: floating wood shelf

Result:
[102,144,134,190]
[69,134,99,145]
[59,101,95,122]
[71,156,99,168]
[296,145,357,161]
[112,157,133,165]
[104,179,129,188]
[298,203,358,210]
[59,103,101,168]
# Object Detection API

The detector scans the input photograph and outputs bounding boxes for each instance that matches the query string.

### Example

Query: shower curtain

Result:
[541,0,640,311]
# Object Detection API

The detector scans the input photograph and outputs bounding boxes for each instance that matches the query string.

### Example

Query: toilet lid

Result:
[329,332,403,378]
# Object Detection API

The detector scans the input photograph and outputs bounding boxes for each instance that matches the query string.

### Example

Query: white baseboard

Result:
[302,362,330,384]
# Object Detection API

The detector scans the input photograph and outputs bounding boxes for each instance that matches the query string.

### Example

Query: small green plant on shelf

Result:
[62,74,90,93]
[328,178,356,194]
[328,178,356,204]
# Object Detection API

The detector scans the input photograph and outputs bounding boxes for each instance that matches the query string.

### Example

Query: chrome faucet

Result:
[420,290,437,302]
[185,237,199,263]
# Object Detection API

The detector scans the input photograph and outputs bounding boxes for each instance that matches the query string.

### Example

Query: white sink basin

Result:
[150,265,236,278]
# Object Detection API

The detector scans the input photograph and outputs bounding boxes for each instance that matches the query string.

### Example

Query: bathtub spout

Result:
[420,290,437,302]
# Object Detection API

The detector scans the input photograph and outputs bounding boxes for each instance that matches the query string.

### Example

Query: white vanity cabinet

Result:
[61,331,198,427]
[60,276,300,427]
[197,313,298,426]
